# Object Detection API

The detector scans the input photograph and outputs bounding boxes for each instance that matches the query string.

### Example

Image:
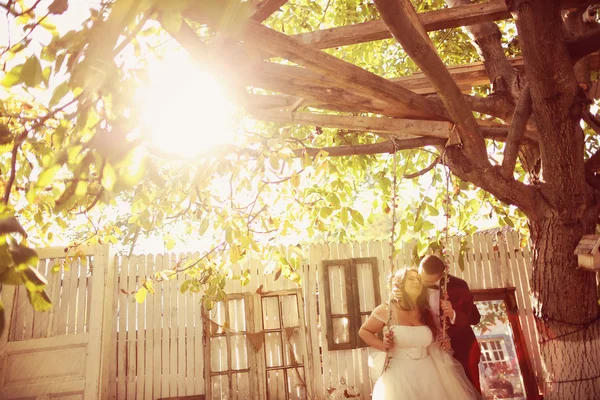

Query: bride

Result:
[359,268,481,399]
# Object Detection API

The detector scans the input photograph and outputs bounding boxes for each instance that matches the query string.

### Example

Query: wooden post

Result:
[84,244,115,399]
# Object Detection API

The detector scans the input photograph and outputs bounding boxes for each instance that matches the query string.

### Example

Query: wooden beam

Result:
[251,0,288,23]
[293,1,511,49]
[297,138,447,157]
[240,21,449,121]
[374,0,488,161]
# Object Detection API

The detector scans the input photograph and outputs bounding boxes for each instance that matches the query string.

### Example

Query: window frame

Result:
[203,293,255,400]
[260,290,307,400]
[472,288,539,400]
[322,257,381,351]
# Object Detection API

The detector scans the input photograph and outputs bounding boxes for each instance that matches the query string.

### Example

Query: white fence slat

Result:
[153,254,164,399]
[126,256,137,400]
[136,256,146,399]
[169,253,178,396]
[117,257,128,400]
[76,258,88,334]
[177,254,186,396]
[66,259,80,335]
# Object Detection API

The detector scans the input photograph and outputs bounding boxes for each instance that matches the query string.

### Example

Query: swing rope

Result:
[381,147,454,374]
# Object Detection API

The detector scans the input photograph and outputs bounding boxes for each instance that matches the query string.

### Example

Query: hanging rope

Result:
[439,149,452,353]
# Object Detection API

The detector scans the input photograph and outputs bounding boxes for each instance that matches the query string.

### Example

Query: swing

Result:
[380,148,453,375]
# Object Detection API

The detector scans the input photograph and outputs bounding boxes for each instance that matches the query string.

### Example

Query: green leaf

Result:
[27,289,52,312]
[135,287,148,303]
[49,81,70,107]
[20,56,44,87]
[349,209,364,225]
[38,165,61,187]
[1,65,23,87]
[42,66,52,86]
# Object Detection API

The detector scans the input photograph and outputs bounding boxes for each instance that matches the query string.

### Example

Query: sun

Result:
[136,51,238,158]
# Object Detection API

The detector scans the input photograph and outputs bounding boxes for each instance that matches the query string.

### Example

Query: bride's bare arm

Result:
[359,304,392,351]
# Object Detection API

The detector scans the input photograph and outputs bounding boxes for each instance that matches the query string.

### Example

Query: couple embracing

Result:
[359,255,483,399]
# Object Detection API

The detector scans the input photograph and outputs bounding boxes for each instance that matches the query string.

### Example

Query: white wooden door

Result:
[0,245,115,399]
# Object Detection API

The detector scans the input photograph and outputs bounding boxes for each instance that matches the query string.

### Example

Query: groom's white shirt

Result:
[427,278,456,329]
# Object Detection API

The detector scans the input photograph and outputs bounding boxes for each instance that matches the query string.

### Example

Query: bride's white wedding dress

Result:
[369,325,482,399]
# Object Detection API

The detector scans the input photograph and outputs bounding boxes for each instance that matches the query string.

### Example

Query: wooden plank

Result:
[496,232,513,287]
[117,257,128,400]
[463,236,476,289]
[193,289,203,395]
[306,246,322,398]
[293,1,511,49]
[46,260,61,338]
[144,255,155,400]
[242,21,448,121]
[56,264,71,336]
[251,0,288,23]
[137,256,147,399]
[31,259,47,339]
[86,244,115,400]
[76,258,87,334]
[36,245,96,260]
[169,253,178,397]
[66,259,80,334]
[156,254,167,399]
[127,256,138,400]
[0,284,17,389]
[185,259,195,397]
[177,255,187,396]
[476,234,493,289]
[107,256,119,400]
[249,110,453,138]
[316,244,333,391]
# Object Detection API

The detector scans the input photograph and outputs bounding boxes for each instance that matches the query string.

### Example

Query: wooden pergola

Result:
[161,0,600,161]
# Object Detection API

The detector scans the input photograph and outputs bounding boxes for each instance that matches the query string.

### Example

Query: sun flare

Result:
[136,52,238,158]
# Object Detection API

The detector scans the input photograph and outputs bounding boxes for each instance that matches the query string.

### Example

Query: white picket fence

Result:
[0,230,542,399]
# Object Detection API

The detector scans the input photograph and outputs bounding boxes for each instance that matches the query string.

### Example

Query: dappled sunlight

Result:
[136,51,239,157]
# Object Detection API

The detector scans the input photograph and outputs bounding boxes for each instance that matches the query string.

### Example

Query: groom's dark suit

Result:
[442,275,482,393]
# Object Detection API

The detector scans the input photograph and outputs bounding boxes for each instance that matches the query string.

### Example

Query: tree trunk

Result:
[529,199,600,399]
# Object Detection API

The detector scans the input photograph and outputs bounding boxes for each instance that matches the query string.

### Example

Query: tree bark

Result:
[510,1,600,397]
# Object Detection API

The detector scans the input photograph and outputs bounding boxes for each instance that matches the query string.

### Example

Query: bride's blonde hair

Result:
[389,267,437,336]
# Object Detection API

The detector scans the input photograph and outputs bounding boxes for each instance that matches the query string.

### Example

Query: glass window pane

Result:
[210,337,228,372]
[262,296,281,330]
[231,372,250,400]
[230,335,249,370]
[209,302,226,335]
[332,317,350,344]
[267,369,286,400]
[475,299,526,400]
[356,262,376,313]
[228,298,246,332]
[265,332,283,367]
[287,367,305,400]
[211,375,229,400]
[281,295,299,328]
[328,266,348,314]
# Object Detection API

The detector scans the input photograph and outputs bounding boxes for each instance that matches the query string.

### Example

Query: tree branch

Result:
[568,27,600,62]
[404,157,440,179]
[374,0,489,163]
[445,0,518,96]
[501,86,532,178]
[250,0,288,23]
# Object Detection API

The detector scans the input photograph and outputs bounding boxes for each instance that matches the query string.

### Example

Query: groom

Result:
[419,254,482,393]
